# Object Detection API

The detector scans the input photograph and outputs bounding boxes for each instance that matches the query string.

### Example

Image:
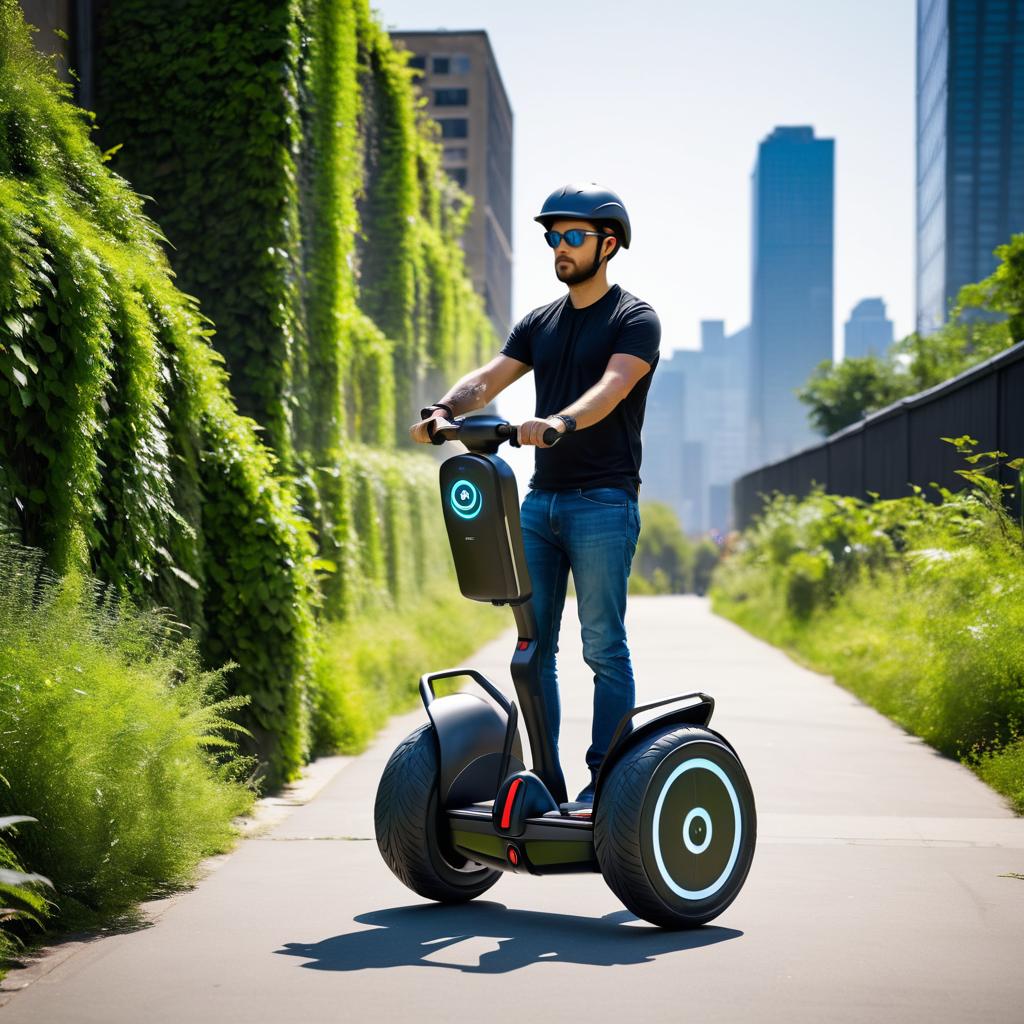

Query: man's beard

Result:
[555,248,604,285]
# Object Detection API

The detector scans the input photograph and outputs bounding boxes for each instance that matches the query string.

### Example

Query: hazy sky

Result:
[374,0,917,355]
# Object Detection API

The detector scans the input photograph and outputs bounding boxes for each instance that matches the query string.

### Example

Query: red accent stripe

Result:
[500,778,523,829]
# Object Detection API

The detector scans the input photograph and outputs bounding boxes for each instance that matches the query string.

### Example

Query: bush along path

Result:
[712,438,1024,813]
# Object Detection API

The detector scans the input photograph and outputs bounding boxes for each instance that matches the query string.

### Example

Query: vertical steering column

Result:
[511,601,568,805]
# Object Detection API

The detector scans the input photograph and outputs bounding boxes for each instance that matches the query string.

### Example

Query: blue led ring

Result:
[450,479,482,520]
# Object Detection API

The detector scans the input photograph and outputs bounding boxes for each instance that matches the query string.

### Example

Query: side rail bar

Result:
[605,691,716,757]
[419,667,513,716]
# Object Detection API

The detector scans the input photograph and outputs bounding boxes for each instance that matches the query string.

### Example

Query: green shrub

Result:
[0,541,254,925]
[713,440,1024,811]
[0,813,52,976]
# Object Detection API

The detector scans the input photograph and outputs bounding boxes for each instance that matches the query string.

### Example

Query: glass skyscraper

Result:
[916,0,1024,335]
[750,126,834,466]
[844,298,895,359]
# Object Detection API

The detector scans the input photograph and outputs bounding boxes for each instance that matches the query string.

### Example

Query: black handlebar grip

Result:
[542,427,562,446]
[497,424,521,448]
[426,418,447,445]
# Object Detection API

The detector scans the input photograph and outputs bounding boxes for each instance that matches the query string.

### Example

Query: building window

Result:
[444,146,468,162]
[452,54,471,74]
[440,118,468,139]
[448,167,468,187]
[434,88,468,106]
[432,56,450,74]
[408,55,426,71]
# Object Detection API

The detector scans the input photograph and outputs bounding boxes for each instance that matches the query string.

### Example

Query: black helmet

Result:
[534,183,631,249]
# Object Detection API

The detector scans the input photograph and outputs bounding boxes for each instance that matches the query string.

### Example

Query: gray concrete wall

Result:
[18,0,73,81]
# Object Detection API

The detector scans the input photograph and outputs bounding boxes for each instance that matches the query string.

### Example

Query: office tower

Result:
[750,126,834,466]
[643,321,750,534]
[917,0,1024,335]
[390,30,513,341]
[844,298,895,359]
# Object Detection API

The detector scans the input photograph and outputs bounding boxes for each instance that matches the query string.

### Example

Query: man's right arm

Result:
[409,354,532,443]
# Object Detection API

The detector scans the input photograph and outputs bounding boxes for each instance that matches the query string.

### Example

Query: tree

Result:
[799,234,1024,437]
[797,355,903,436]
[631,503,693,593]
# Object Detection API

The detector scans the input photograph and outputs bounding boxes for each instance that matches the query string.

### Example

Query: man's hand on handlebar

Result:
[409,410,454,444]
[518,416,566,448]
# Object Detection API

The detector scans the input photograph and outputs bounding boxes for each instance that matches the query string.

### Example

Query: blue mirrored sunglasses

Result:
[543,229,605,248]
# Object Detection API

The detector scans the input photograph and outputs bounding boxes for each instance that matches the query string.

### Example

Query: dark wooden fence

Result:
[733,341,1024,528]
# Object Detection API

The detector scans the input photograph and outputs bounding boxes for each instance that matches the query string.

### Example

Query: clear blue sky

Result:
[374,0,916,357]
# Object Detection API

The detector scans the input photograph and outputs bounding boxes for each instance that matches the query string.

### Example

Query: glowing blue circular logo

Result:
[449,479,482,520]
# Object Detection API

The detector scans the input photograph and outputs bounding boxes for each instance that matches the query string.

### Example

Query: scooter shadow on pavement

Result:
[275,902,742,975]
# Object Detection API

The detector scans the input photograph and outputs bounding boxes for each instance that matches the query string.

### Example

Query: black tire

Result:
[594,725,756,929]
[374,723,501,903]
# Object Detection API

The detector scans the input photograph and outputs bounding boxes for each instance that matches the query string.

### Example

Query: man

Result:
[411,183,661,804]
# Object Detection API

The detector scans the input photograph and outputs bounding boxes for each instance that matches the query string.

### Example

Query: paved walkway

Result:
[2,597,1022,1023]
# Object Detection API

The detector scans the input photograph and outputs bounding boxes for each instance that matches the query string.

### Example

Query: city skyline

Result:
[374,0,916,355]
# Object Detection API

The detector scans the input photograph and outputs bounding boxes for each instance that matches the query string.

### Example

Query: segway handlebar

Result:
[426,414,561,449]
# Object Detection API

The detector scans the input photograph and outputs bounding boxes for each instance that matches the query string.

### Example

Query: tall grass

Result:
[712,439,1024,812]
[311,585,507,755]
[0,540,254,932]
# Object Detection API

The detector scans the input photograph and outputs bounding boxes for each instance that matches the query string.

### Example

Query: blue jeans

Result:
[520,487,641,787]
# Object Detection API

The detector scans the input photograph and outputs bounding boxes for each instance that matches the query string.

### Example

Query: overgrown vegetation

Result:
[712,438,1024,812]
[0,2,319,784]
[0,813,52,977]
[0,540,254,942]
[2,0,505,789]
[0,0,509,965]
[93,0,495,455]
[312,585,504,756]
[799,234,1024,435]
[630,502,721,595]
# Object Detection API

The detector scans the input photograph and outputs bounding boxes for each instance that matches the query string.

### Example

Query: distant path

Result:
[2,597,1022,1023]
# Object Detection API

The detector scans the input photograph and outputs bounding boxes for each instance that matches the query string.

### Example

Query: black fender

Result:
[420,669,524,808]
[593,691,716,806]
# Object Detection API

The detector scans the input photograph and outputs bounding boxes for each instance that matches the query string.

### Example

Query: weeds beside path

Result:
[712,439,1024,814]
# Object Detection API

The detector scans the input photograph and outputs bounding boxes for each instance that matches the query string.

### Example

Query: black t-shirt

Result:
[500,284,661,497]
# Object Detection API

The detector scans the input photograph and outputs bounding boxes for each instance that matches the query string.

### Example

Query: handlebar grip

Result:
[496,423,521,448]
[542,427,562,446]
[426,418,449,445]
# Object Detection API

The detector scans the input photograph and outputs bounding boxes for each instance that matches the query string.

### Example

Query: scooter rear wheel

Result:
[595,725,756,929]
[374,723,501,902]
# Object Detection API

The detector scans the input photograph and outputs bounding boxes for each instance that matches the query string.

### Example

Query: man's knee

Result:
[581,630,630,671]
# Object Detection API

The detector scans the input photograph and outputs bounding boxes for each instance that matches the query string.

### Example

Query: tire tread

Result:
[374,724,500,903]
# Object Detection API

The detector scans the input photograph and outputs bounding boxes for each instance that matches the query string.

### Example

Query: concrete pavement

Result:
[2,596,1022,1023]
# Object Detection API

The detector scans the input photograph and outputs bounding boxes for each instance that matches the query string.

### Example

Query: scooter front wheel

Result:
[374,723,501,902]
[594,725,756,929]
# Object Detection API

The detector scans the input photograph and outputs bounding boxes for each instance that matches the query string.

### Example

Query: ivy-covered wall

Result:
[0,4,316,781]
[92,0,496,461]
[0,0,502,785]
